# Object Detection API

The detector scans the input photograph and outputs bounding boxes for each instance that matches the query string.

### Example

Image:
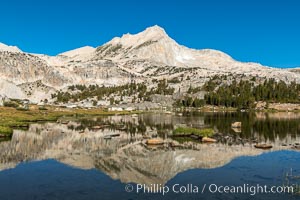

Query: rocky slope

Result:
[289,68,300,74]
[0,26,299,103]
[0,42,21,53]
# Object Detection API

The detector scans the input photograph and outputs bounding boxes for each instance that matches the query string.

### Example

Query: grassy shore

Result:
[173,127,214,137]
[0,105,140,136]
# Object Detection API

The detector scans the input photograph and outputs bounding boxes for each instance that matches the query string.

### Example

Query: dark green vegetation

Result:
[174,97,206,108]
[51,80,174,104]
[3,99,29,111]
[177,76,300,109]
[52,74,300,109]
[204,77,300,109]
[3,101,19,108]
[173,127,214,137]
[0,126,13,136]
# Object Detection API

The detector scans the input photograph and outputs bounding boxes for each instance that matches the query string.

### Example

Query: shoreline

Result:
[1,103,300,136]
[0,106,142,136]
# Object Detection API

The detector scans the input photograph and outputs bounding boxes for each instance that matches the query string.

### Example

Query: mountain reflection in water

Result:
[0,112,300,186]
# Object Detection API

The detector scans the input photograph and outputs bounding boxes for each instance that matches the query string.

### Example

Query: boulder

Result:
[146,138,164,145]
[231,122,242,128]
[254,144,273,149]
[202,137,217,143]
[231,127,242,133]
[92,126,102,129]
[255,101,267,110]
[170,140,180,147]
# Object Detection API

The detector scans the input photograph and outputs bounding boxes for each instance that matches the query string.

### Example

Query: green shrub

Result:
[39,106,48,110]
[16,107,29,111]
[3,101,19,108]
[173,127,214,137]
[0,126,13,136]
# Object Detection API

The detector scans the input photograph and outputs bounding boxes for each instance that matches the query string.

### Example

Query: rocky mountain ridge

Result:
[0,25,299,103]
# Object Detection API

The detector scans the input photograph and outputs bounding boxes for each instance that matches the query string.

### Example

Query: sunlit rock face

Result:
[1,113,299,185]
[1,26,300,102]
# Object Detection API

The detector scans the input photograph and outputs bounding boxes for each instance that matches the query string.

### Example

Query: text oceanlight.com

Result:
[124,183,294,196]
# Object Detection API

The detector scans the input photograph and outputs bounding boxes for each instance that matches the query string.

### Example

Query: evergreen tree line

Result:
[205,78,300,109]
[174,97,205,108]
[51,79,174,104]
[177,78,300,109]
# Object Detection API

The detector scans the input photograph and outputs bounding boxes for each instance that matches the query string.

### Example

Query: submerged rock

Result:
[202,137,217,143]
[254,144,273,149]
[231,122,242,128]
[146,138,164,145]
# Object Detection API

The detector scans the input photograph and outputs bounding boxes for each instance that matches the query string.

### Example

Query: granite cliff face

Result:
[0,26,299,102]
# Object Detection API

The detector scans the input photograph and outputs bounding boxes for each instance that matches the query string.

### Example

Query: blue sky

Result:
[0,0,299,68]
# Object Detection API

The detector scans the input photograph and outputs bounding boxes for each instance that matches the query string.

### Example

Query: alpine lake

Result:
[1,111,300,200]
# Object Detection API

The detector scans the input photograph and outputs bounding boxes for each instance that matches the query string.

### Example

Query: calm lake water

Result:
[0,112,300,200]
